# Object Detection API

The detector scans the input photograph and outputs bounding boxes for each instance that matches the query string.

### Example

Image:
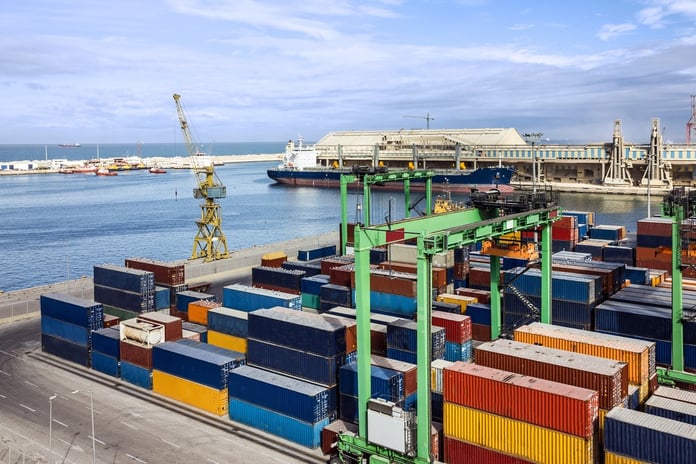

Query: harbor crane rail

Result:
[173,93,230,262]
[333,174,561,463]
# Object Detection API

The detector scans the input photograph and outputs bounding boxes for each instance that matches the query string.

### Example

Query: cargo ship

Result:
[267,139,515,193]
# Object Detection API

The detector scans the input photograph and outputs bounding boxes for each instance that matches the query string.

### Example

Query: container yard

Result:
[3,171,696,463]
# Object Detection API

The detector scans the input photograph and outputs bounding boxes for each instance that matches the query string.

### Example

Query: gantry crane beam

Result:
[334,173,561,462]
[172,93,230,262]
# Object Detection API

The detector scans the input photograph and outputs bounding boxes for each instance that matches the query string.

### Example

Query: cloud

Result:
[597,23,637,41]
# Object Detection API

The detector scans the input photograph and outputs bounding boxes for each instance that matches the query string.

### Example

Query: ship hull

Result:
[267,166,515,193]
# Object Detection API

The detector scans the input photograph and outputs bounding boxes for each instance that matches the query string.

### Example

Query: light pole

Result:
[72,389,96,464]
[523,132,543,194]
[48,394,57,463]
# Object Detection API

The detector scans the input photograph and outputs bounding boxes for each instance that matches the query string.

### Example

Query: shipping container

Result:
[443,436,534,464]
[120,361,152,389]
[206,306,248,337]
[339,362,404,403]
[387,319,446,360]
[444,340,473,362]
[94,264,155,294]
[370,355,417,396]
[603,451,649,464]
[94,284,154,313]
[125,257,185,287]
[653,386,696,405]
[228,365,336,423]
[252,265,306,294]
[248,307,347,357]
[320,284,352,309]
[320,419,358,455]
[604,407,696,464]
[475,339,628,409]
[282,259,323,277]
[443,402,594,464]
[431,311,472,344]
[137,311,183,341]
[182,321,208,343]
[378,261,448,289]
[187,299,221,325]
[229,398,329,448]
[301,274,331,295]
[40,293,104,330]
[247,338,342,387]
[176,290,215,312]
[152,340,244,390]
[154,286,170,310]
[444,362,598,438]
[644,395,696,425]
[91,327,121,358]
[90,351,119,377]
[41,333,90,366]
[207,330,247,353]
[431,359,454,393]
[222,283,301,311]
[436,293,479,313]
[261,251,287,268]
[362,290,416,318]
[514,322,655,385]
[41,315,91,346]
[119,339,153,369]
[298,244,336,261]
[328,264,354,288]
[152,369,227,415]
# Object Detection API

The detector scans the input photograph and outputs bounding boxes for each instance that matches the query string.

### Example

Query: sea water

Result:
[0,158,662,292]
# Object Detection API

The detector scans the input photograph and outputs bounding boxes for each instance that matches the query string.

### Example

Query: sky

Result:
[2,0,696,145]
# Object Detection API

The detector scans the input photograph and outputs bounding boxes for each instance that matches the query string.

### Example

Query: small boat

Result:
[58,167,75,174]
[149,167,167,174]
[73,165,98,174]
[96,167,117,176]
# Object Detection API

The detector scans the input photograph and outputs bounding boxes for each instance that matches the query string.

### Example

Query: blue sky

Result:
[2,0,696,144]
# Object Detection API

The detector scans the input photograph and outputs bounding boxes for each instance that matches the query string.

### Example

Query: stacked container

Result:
[206,306,249,353]
[575,239,614,260]
[320,283,352,312]
[222,283,301,312]
[251,265,306,294]
[187,299,221,325]
[152,339,244,415]
[119,318,165,390]
[443,362,598,464]
[463,303,493,342]
[635,217,674,271]
[298,244,336,261]
[338,362,404,424]
[137,311,183,341]
[300,274,330,309]
[386,319,446,364]
[431,310,473,362]
[124,257,185,309]
[40,293,104,366]
[174,290,215,320]
[549,214,579,252]
[93,264,155,313]
[604,408,696,464]
[514,323,656,406]
[90,327,120,377]
[436,293,479,313]
[228,365,335,448]
[430,359,453,422]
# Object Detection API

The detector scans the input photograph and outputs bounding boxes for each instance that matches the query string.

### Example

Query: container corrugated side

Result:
[643,395,696,425]
[443,402,594,464]
[248,307,347,357]
[514,322,653,384]
[152,340,244,390]
[41,333,90,366]
[152,369,227,415]
[119,340,153,369]
[444,341,473,362]
[228,365,336,423]
[431,359,454,393]
[222,283,301,311]
[90,351,119,377]
[91,327,121,358]
[40,293,104,330]
[207,330,247,353]
[247,338,342,387]
[206,306,249,337]
[93,264,154,293]
[432,310,472,344]
[443,436,534,464]
[120,361,152,389]
[436,293,478,313]
[604,451,649,464]
[94,284,154,313]
[604,407,696,464]
[370,355,417,396]
[229,398,329,448]
[475,339,627,409]
[444,362,598,438]
[338,362,404,402]
[41,315,91,346]
[137,312,183,341]
[653,386,696,405]
[187,300,221,325]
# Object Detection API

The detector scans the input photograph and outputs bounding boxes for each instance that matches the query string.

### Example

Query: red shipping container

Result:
[329,264,355,287]
[468,267,491,289]
[253,281,301,295]
[103,314,120,328]
[444,436,533,464]
[551,227,578,242]
[320,419,358,455]
[637,217,673,237]
[370,271,417,297]
[321,256,354,276]
[370,323,387,357]
[453,262,470,280]
[554,215,578,229]
[137,312,183,341]
[125,257,185,286]
[431,310,472,344]
[471,323,492,342]
[378,261,448,289]
[443,362,598,438]
[475,339,628,410]
[120,339,153,369]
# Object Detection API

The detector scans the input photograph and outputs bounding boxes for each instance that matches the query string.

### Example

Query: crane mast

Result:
[173,93,230,262]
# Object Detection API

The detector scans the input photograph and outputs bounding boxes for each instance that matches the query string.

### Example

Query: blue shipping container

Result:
[120,361,152,389]
[41,333,90,366]
[301,274,331,295]
[176,290,215,312]
[222,284,301,312]
[338,362,404,402]
[644,395,696,426]
[298,244,336,261]
[93,264,154,294]
[91,351,120,378]
[94,284,154,313]
[40,293,104,330]
[282,260,323,277]
[207,306,249,337]
[41,316,91,346]
[91,327,120,357]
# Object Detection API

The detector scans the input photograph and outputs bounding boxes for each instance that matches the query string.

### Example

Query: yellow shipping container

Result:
[207,330,247,354]
[152,370,228,416]
[443,402,594,464]
[514,323,653,384]
[436,293,478,313]
[604,451,649,464]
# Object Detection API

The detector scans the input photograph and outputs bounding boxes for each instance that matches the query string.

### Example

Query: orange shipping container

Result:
[514,322,654,385]
[444,362,598,438]
[187,300,221,325]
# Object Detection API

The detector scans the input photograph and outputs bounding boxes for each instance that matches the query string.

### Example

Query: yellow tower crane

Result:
[173,93,230,262]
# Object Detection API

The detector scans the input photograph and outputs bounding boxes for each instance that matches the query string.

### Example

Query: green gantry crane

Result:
[657,187,696,386]
[331,174,561,463]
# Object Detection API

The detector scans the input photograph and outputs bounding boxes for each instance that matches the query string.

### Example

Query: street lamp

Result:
[72,389,96,464]
[48,394,57,463]
[523,132,543,194]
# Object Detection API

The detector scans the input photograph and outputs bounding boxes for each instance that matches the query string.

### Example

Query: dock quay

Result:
[0,231,337,324]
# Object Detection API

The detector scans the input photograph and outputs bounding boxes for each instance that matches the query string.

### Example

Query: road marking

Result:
[19,403,35,412]
[24,380,38,388]
[0,369,10,376]
[0,393,5,398]
[0,349,18,359]
[53,418,69,428]
[58,439,84,453]
[89,435,106,445]
[120,421,138,430]
[126,453,147,463]
[207,459,219,464]
[162,439,180,449]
